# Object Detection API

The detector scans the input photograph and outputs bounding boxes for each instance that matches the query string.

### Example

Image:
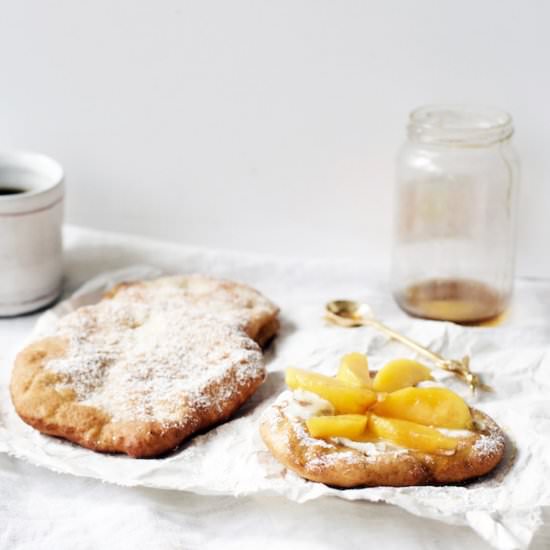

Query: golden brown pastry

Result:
[260,389,505,487]
[11,275,279,458]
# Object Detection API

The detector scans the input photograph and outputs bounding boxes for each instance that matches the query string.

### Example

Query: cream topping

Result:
[332,437,408,456]
[437,427,475,438]
[285,389,334,419]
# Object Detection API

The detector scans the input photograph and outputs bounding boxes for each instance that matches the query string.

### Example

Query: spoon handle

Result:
[324,309,491,392]
[361,317,448,367]
[358,317,491,391]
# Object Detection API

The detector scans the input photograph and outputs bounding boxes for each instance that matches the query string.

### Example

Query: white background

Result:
[0,0,548,276]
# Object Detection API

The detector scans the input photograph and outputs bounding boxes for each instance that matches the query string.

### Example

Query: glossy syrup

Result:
[396,278,506,324]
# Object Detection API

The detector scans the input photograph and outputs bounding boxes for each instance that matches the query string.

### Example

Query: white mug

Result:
[0,151,64,316]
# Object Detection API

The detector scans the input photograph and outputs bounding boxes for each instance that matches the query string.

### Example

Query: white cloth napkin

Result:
[0,226,549,550]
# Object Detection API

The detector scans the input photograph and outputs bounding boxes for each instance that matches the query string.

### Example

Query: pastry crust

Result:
[260,392,505,487]
[11,275,279,458]
[104,275,280,347]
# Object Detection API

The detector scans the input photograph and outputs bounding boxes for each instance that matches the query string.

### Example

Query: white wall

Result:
[0,1,548,276]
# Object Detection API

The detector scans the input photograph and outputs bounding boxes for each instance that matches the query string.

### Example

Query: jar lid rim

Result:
[408,105,513,145]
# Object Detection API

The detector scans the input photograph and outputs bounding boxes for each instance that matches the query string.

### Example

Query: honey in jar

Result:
[391,105,519,324]
[395,278,506,324]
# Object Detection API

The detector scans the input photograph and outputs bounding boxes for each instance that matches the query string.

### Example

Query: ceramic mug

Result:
[0,151,64,316]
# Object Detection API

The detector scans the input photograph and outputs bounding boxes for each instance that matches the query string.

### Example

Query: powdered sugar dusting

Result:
[472,417,506,458]
[110,275,276,334]
[473,434,503,456]
[46,298,264,424]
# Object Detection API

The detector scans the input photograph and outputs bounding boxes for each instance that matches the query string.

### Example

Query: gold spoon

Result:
[325,299,492,393]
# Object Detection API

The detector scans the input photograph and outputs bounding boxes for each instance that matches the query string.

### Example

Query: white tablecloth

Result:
[0,226,548,550]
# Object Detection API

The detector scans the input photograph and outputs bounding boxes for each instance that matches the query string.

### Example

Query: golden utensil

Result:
[325,299,492,393]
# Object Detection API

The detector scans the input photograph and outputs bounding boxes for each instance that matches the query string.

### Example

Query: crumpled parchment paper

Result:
[1,265,549,550]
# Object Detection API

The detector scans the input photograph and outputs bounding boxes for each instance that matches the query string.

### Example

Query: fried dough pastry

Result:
[11,275,279,458]
[260,391,505,487]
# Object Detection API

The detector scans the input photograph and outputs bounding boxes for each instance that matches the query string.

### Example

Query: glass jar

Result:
[391,105,519,324]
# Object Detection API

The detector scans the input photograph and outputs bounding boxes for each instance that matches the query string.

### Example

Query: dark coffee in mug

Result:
[0,186,27,196]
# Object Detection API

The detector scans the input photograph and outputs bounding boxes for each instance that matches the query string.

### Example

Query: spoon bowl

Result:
[326,300,373,325]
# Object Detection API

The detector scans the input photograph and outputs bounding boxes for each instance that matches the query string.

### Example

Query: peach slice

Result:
[336,352,372,388]
[372,358,433,392]
[285,368,376,414]
[306,414,368,440]
[373,387,473,429]
[368,414,458,454]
